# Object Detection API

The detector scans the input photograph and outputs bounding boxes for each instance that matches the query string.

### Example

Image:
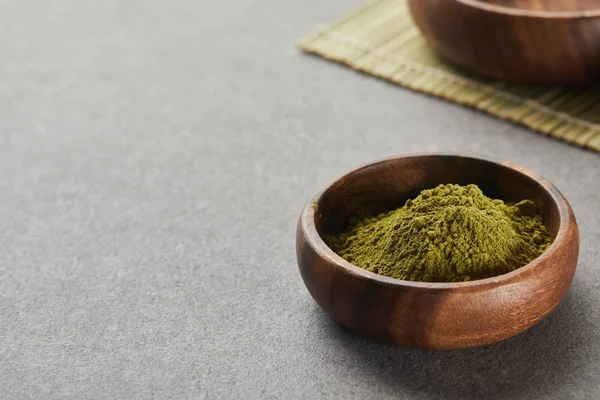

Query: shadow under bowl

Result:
[296,154,579,349]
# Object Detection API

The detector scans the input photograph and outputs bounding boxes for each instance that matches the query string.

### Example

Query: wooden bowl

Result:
[407,0,600,83]
[296,155,579,349]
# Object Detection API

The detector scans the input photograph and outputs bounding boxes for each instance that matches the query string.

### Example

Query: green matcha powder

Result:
[326,184,551,282]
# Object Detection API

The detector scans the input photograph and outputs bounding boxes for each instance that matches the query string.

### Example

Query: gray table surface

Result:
[2,0,599,399]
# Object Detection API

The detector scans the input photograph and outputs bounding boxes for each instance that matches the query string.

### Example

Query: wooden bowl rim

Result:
[454,0,600,18]
[301,153,575,291]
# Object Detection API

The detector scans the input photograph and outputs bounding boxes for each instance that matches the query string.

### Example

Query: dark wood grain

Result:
[407,0,600,83]
[296,155,579,349]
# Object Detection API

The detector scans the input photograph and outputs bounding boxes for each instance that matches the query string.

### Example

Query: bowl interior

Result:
[475,0,599,12]
[315,156,560,246]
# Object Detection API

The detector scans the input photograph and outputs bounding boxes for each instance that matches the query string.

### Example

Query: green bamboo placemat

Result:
[298,0,600,152]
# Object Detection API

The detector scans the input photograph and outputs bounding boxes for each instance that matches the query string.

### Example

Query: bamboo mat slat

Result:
[298,0,600,152]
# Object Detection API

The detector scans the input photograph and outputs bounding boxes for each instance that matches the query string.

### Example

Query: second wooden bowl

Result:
[407,0,600,83]
[296,155,579,349]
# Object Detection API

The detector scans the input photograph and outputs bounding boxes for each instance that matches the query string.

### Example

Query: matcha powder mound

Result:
[327,184,552,282]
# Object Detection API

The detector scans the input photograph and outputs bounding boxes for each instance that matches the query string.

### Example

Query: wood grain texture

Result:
[296,155,579,349]
[407,0,600,83]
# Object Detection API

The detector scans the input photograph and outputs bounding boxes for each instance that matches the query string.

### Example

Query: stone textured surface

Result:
[1,0,599,399]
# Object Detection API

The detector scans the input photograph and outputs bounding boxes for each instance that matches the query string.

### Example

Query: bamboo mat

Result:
[298,0,600,152]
